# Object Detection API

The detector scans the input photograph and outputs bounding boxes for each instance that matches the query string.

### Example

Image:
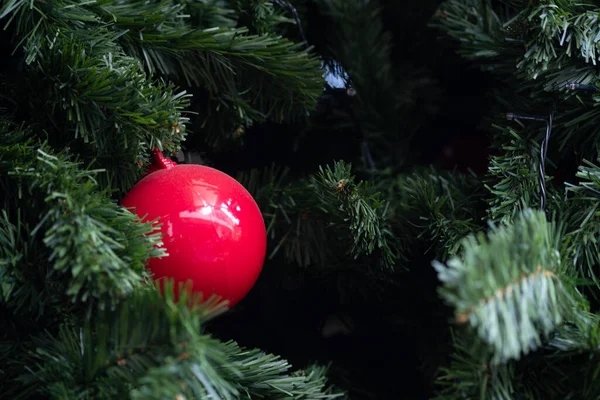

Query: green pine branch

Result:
[312,162,396,266]
[485,123,546,225]
[433,328,570,400]
[433,209,585,365]
[236,164,329,267]
[562,158,600,281]
[383,167,487,259]
[0,206,72,319]
[178,0,238,29]
[97,0,323,145]
[36,30,190,189]
[433,330,522,400]
[435,312,600,399]
[103,0,322,90]
[230,0,293,35]
[0,138,162,313]
[221,348,344,399]
[544,315,600,399]
[1,0,323,169]
[432,0,600,80]
[431,1,600,398]
[553,93,600,156]
[0,123,59,317]
[516,1,600,79]
[548,311,600,353]
[1,0,191,192]
[237,161,398,270]
[433,0,600,160]
[430,0,522,75]
[11,283,343,399]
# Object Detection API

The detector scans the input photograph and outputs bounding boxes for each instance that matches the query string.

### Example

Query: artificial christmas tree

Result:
[7,0,600,399]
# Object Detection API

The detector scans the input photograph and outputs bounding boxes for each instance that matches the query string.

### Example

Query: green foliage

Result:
[185,27,322,148]
[237,164,329,267]
[179,0,238,29]
[0,207,58,317]
[432,0,600,160]
[1,0,191,192]
[485,123,544,224]
[237,161,398,270]
[430,0,600,398]
[433,209,585,365]
[15,0,600,398]
[0,0,324,165]
[562,158,600,281]
[535,314,600,399]
[36,32,190,191]
[434,313,600,400]
[10,283,343,399]
[312,162,396,266]
[433,331,522,400]
[0,139,162,314]
[429,0,520,75]
[433,331,576,400]
[382,167,487,259]
[517,1,600,79]
[230,0,292,35]
[223,352,343,400]
[99,0,323,148]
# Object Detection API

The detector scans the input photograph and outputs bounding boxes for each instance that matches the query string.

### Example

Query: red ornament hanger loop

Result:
[152,147,177,170]
[145,147,177,175]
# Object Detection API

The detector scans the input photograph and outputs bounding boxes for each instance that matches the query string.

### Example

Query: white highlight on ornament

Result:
[220,203,240,226]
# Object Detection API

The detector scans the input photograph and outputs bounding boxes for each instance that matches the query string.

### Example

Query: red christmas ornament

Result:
[121,149,267,307]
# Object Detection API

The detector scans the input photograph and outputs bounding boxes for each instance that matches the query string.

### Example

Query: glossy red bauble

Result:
[121,150,267,307]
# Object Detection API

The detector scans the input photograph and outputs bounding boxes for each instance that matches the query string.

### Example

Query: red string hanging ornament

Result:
[122,149,267,307]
